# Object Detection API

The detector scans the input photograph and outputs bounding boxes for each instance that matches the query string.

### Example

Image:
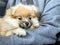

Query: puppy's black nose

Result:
[25,22,29,27]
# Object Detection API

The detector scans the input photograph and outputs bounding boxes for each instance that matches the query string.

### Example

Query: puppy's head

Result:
[5,4,40,29]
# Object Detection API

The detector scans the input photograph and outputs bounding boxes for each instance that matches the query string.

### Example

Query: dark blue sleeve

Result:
[0,0,60,45]
[0,0,8,16]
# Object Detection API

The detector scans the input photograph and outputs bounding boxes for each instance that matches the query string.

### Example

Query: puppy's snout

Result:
[19,22,32,29]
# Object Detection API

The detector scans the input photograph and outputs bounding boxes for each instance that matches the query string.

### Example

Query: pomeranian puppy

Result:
[0,4,40,36]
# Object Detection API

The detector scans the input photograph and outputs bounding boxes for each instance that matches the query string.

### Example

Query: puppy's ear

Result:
[5,8,12,16]
[31,5,39,14]
[5,6,17,16]
[11,7,16,15]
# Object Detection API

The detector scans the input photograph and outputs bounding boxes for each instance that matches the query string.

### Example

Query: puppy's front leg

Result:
[5,28,26,36]
[13,28,26,36]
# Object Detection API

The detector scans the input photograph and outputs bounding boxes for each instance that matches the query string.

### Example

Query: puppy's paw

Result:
[17,29,26,37]
[13,28,26,37]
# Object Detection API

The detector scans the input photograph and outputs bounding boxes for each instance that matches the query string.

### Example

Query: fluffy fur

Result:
[0,4,40,36]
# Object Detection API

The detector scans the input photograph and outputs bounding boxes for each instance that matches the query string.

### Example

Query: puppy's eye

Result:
[28,17,31,20]
[18,17,22,20]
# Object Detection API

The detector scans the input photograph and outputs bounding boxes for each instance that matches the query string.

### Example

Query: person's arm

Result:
[0,0,60,45]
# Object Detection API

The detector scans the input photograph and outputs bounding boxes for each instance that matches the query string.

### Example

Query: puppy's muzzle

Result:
[19,22,32,29]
